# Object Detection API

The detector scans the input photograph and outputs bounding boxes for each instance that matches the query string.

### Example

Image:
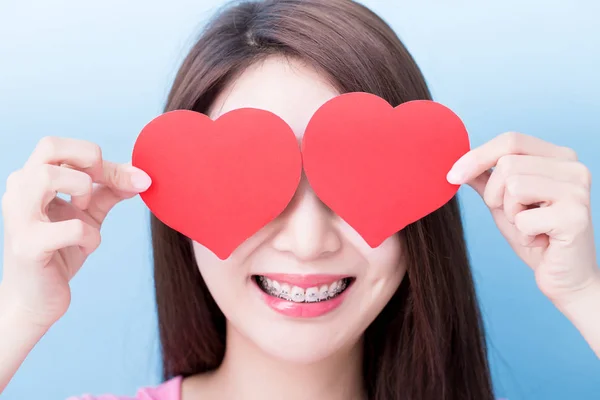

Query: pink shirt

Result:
[67,376,182,400]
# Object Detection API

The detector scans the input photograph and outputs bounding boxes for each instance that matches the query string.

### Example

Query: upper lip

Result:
[254,273,352,289]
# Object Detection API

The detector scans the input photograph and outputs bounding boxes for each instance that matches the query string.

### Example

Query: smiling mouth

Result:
[253,275,355,303]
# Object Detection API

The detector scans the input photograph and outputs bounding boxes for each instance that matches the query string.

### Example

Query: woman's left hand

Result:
[447,131,600,308]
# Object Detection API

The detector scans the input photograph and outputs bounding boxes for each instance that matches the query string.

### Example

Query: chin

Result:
[248,323,360,365]
[232,277,368,365]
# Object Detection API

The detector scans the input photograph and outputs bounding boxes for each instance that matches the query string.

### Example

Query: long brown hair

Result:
[151,0,495,399]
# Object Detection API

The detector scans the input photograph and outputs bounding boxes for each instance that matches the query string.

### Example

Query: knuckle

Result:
[481,174,500,208]
[87,142,103,165]
[571,185,590,207]
[67,219,101,250]
[36,135,60,155]
[80,172,94,194]
[573,161,592,188]
[69,169,93,195]
[91,228,102,250]
[570,205,590,232]
[482,187,495,208]
[108,164,127,187]
[496,154,518,175]
[1,192,12,215]
[513,209,525,226]
[1,190,12,208]
[5,170,22,192]
[67,219,88,239]
[505,175,523,196]
[3,171,24,218]
[108,164,120,184]
[37,164,57,187]
[560,146,578,161]
[502,131,523,153]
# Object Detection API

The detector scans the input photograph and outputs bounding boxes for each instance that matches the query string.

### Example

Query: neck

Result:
[211,322,365,400]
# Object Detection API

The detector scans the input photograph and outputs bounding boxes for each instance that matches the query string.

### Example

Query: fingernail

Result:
[129,168,152,190]
[447,157,469,184]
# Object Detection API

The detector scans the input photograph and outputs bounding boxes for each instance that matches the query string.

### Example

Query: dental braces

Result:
[257,277,349,303]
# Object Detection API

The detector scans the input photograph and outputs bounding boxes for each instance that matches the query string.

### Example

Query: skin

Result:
[186,58,405,399]
[0,56,598,398]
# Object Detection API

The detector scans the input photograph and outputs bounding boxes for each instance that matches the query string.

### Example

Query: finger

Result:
[481,166,506,209]
[25,136,151,194]
[462,169,539,246]
[482,155,591,209]
[448,132,578,185]
[85,184,138,225]
[40,219,101,256]
[503,184,529,225]
[514,202,591,242]
[19,165,92,220]
[486,206,547,250]
[100,160,152,193]
[504,175,589,220]
[26,136,104,175]
[13,219,101,263]
[502,184,540,246]
[82,161,151,225]
[524,234,549,248]
[466,169,491,198]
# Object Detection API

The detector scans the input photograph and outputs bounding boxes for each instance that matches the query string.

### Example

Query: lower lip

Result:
[257,283,351,318]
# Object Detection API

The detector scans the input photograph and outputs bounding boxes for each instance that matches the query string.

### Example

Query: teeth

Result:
[305,287,319,302]
[329,281,339,295]
[319,285,329,300]
[257,277,349,303]
[290,286,305,303]
[271,280,281,295]
[279,284,291,300]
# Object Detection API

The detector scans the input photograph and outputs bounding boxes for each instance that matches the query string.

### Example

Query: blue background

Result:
[1,1,599,399]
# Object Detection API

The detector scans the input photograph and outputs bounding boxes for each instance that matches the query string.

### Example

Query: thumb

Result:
[86,161,151,225]
[464,169,491,198]
[100,160,152,192]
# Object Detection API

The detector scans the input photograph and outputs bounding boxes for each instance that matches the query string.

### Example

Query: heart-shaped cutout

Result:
[302,92,470,247]
[132,109,302,260]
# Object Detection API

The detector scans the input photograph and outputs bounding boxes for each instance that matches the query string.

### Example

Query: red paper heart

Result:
[132,109,302,260]
[132,93,469,258]
[302,92,470,247]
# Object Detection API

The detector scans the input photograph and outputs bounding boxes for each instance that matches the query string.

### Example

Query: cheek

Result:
[337,219,405,271]
[192,242,242,309]
[361,234,406,298]
[363,230,405,267]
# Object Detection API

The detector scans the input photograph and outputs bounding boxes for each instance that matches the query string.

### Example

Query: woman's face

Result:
[193,56,407,364]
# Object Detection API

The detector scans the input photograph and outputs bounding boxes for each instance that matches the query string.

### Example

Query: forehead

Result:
[207,56,339,138]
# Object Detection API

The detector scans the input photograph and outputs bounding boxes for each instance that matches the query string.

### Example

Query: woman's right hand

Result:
[0,136,152,329]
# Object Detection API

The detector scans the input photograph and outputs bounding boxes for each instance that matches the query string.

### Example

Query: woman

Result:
[0,0,598,399]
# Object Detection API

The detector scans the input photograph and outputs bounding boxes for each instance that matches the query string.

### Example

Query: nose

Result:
[271,177,342,261]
